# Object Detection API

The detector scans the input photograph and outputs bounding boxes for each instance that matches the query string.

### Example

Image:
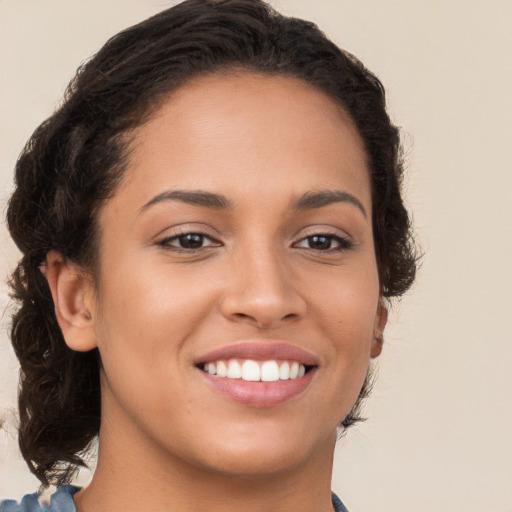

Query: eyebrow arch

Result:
[291,190,367,218]
[140,190,233,212]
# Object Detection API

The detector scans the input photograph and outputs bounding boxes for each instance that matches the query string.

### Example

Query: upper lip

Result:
[194,341,319,366]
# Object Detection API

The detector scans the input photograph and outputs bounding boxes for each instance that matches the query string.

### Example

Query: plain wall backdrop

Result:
[1,1,511,511]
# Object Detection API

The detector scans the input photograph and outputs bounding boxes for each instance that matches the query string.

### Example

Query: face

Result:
[79,73,386,477]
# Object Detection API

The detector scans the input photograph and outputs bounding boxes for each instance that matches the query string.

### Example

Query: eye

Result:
[158,232,221,251]
[293,234,353,251]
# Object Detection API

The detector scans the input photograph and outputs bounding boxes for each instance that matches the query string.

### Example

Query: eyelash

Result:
[292,233,354,252]
[157,231,221,252]
[157,231,354,253]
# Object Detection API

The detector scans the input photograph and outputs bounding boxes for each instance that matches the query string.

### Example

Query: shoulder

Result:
[0,486,80,512]
[331,491,349,512]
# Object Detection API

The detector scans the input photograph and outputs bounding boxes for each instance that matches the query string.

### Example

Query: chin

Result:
[186,423,335,479]
[199,448,309,479]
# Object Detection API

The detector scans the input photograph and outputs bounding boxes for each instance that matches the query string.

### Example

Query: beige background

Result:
[1,1,511,510]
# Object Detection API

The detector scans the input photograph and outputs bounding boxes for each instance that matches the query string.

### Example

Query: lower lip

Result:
[199,369,316,407]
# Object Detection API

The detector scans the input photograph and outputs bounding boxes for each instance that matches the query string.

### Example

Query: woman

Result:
[1,0,416,511]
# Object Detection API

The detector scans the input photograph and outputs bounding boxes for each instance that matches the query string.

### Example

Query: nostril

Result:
[231,312,299,326]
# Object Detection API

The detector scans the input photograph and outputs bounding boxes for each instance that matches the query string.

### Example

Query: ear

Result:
[371,300,388,358]
[42,251,98,352]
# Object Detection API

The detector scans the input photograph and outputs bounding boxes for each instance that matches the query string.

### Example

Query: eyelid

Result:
[161,232,220,246]
[152,222,222,240]
[291,228,354,251]
[155,226,223,252]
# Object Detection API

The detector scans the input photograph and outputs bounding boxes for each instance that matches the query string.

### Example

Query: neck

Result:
[74,420,337,512]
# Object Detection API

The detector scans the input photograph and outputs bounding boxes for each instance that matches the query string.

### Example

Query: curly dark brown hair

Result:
[6,0,417,486]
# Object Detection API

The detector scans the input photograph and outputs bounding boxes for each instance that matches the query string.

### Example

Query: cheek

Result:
[311,256,380,331]
[307,257,380,378]
[95,255,220,361]
[92,264,209,423]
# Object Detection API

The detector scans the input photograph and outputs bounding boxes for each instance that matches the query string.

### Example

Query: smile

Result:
[195,341,319,407]
[201,359,308,381]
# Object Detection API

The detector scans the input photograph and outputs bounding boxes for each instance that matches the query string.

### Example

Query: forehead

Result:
[114,72,371,213]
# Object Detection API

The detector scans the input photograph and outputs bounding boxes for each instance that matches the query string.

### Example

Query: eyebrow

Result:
[291,190,367,218]
[140,188,366,217]
[140,190,233,212]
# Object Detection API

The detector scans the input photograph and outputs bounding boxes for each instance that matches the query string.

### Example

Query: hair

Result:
[6,0,417,486]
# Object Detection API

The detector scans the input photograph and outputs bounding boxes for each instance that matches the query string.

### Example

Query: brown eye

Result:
[305,235,333,250]
[294,234,353,251]
[176,233,206,249]
[158,232,221,251]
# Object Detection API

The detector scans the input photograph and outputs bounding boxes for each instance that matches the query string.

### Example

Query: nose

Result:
[220,245,307,330]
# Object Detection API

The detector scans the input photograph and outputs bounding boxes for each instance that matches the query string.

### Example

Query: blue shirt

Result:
[1,487,348,511]
[0,486,80,512]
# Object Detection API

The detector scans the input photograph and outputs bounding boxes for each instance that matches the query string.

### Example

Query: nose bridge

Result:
[221,235,305,328]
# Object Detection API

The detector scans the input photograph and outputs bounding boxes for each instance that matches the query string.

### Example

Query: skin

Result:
[46,73,387,512]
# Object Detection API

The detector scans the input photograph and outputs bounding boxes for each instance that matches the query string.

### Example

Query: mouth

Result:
[194,341,318,407]
[196,359,315,382]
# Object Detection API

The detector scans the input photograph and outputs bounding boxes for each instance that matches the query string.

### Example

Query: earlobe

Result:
[371,301,388,358]
[43,251,98,352]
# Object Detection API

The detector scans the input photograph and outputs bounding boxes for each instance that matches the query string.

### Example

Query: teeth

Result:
[289,361,299,379]
[279,361,290,380]
[241,360,260,381]
[216,360,227,377]
[261,361,280,382]
[227,360,242,379]
[202,359,307,381]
